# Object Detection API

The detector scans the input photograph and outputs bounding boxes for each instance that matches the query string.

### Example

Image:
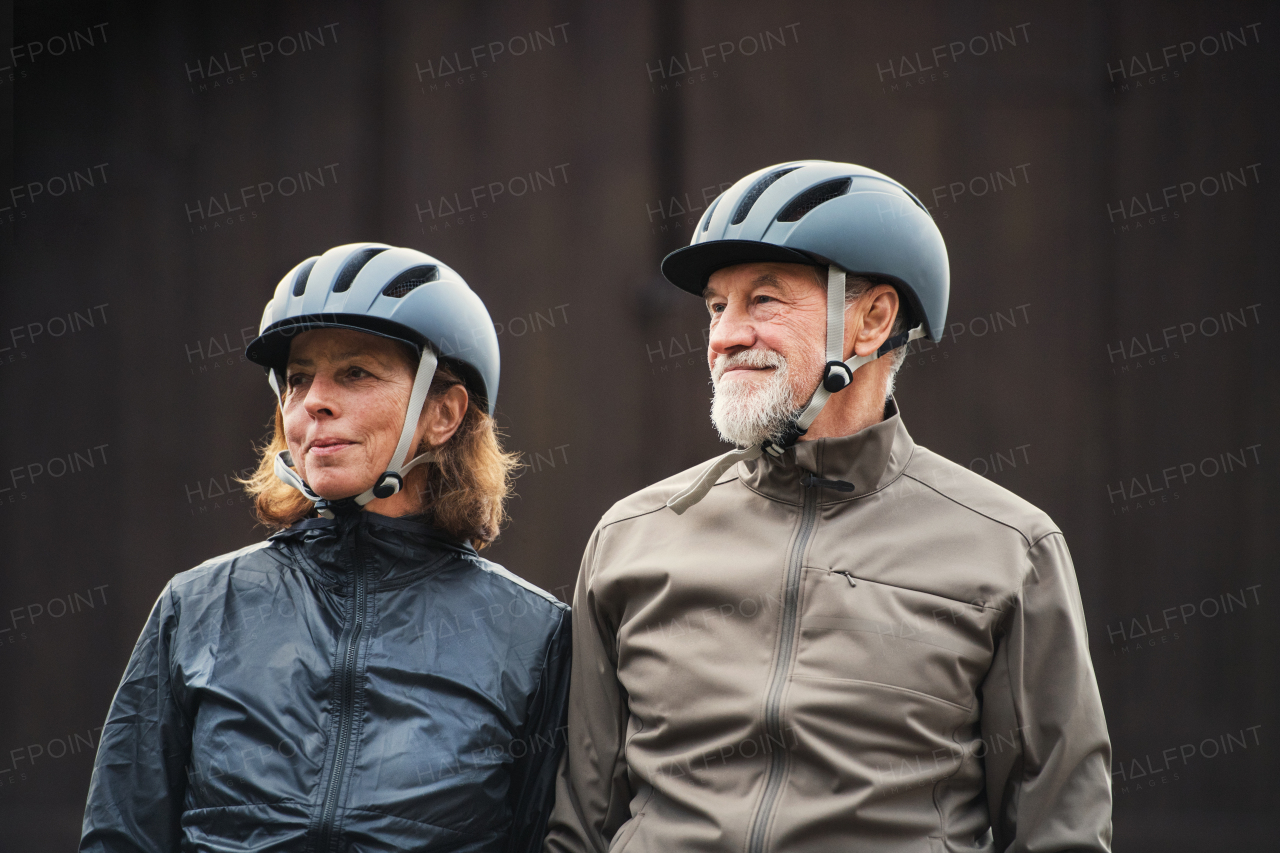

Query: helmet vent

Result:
[701,195,722,232]
[776,178,852,222]
[291,258,319,297]
[381,265,439,298]
[332,247,390,293]
[730,166,801,225]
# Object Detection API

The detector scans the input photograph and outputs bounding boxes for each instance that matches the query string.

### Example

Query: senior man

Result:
[545,161,1111,852]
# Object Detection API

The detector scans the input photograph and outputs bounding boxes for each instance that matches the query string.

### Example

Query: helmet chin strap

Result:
[667,265,925,514]
[273,348,440,519]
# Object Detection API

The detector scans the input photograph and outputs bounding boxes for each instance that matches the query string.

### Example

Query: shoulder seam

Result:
[169,541,277,590]
[471,558,567,608]
[600,476,741,531]
[193,539,273,569]
[1027,530,1063,550]
[600,502,668,532]
[901,471,1033,548]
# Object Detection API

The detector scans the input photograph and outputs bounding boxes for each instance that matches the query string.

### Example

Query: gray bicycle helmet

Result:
[244,242,500,517]
[660,161,950,513]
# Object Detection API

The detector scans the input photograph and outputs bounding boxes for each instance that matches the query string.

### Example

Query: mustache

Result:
[711,349,786,383]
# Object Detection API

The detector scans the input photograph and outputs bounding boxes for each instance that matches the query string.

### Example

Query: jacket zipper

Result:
[746,483,819,853]
[315,526,370,853]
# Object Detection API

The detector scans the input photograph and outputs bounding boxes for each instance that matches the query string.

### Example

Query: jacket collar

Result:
[269,510,477,586]
[738,396,915,505]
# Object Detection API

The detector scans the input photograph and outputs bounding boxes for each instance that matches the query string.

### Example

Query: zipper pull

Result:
[801,473,856,493]
[833,570,857,588]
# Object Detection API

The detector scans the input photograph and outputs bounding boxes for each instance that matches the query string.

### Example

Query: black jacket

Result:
[80,511,571,853]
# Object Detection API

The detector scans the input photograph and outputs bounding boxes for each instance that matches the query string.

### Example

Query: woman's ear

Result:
[421,384,470,447]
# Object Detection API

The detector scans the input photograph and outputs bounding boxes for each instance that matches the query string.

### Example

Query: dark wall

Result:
[1,1,1276,849]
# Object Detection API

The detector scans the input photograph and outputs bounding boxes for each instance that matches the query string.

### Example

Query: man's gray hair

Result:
[834,270,909,400]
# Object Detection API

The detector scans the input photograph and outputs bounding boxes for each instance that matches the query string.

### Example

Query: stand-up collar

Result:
[739,397,916,505]
[269,509,476,587]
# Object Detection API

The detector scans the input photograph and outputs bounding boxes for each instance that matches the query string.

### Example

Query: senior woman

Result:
[80,244,570,853]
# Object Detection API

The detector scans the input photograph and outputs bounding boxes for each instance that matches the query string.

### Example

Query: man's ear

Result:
[848,285,900,358]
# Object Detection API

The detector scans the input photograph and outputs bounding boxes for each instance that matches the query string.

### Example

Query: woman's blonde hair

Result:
[239,356,519,548]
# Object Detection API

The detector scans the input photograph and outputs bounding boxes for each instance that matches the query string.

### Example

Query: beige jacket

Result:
[545,401,1111,853]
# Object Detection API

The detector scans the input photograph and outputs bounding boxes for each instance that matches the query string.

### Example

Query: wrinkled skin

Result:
[703,262,900,440]
[282,328,468,515]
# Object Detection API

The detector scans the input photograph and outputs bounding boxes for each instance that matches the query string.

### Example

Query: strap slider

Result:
[762,422,807,458]
[822,360,853,393]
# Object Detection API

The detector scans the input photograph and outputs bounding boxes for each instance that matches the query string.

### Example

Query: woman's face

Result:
[281,328,424,502]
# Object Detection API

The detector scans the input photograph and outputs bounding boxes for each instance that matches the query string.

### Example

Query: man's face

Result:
[703,262,827,447]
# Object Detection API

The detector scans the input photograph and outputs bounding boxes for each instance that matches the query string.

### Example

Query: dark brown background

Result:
[1,1,1276,849]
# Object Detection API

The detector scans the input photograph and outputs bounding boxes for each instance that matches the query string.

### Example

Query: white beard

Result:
[710,347,818,448]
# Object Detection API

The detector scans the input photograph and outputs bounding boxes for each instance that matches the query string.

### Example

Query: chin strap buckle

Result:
[370,471,403,500]
[822,360,853,393]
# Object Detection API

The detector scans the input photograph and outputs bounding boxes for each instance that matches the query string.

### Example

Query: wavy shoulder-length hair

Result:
[239,356,519,548]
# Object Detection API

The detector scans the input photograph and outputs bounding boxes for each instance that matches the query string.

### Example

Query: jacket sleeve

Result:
[544,529,634,853]
[979,532,1113,852]
[80,582,193,853]
[505,604,573,853]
